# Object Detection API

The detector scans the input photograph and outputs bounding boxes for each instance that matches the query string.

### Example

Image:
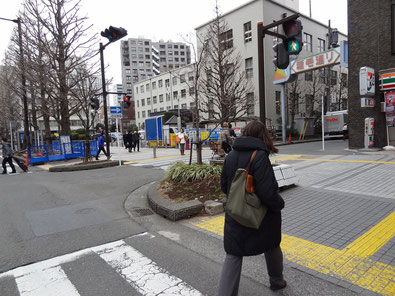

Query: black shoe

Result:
[10,171,16,174]
[2,172,6,175]
[270,280,287,291]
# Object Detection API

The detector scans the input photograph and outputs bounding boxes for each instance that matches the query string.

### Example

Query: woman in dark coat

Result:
[218,120,286,295]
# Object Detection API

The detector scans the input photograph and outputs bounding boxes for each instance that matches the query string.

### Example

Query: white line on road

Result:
[15,266,80,296]
[92,240,203,296]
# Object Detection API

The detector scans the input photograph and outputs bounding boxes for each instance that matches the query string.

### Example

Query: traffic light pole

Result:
[257,13,300,126]
[99,42,111,160]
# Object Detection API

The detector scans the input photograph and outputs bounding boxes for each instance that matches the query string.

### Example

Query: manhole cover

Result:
[130,208,154,217]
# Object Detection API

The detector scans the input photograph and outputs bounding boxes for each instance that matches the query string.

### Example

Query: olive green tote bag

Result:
[225,150,267,229]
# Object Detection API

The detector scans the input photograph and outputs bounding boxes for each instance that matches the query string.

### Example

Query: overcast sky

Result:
[1,0,347,86]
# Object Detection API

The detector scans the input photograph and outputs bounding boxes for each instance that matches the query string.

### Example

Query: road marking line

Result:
[93,240,203,296]
[15,265,80,296]
[193,213,395,296]
[270,154,304,163]
[283,157,395,165]
[124,152,212,165]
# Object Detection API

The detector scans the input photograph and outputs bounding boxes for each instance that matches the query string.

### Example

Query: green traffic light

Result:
[287,40,300,54]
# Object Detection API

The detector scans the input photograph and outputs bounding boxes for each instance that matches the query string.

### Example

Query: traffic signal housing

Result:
[273,42,289,69]
[123,95,131,109]
[90,98,100,111]
[100,26,128,43]
[282,19,303,55]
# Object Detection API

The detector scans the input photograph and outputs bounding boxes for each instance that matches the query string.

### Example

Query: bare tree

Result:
[199,3,253,124]
[304,70,325,117]
[286,76,302,132]
[22,0,98,136]
[330,68,348,111]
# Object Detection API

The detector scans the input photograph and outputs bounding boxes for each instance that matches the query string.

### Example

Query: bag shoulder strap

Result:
[244,150,258,177]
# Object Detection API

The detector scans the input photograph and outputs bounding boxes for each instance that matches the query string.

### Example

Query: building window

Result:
[137,100,139,107]
[180,74,186,83]
[136,87,139,94]
[181,58,185,62]
[341,73,348,87]
[153,96,157,104]
[138,54,144,59]
[317,38,326,52]
[173,91,178,99]
[303,33,312,52]
[160,51,166,55]
[168,44,172,48]
[245,58,253,79]
[159,94,164,102]
[160,58,166,62]
[132,61,137,67]
[160,44,165,49]
[125,69,131,74]
[181,103,187,109]
[220,29,233,50]
[139,69,145,73]
[142,111,146,118]
[133,69,138,74]
[180,51,185,56]
[189,87,195,96]
[158,80,163,88]
[174,51,179,55]
[138,41,143,46]
[152,81,156,89]
[145,48,150,52]
[146,84,150,91]
[165,79,170,87]
[126,76,131,81]
[168,50,173,56]
[140,86,144,93]
[188,72,194,82]
[180,45,184,49]
[167,106,171,110]
[275,91,281,115]
[147,97,151,105]
[174,104,178,109]
[145,62,151,67]
[246,92,254,116]
[148,110,151,117]
[141,74,146,79]
[141,99,145,106]
[305,72,313,81]
[168,58,173,62]
[137,111,140,119]
[144,41,149,45]
[139,61,144,67]
[175,58,179,62]
[244,21,252,43]
[133,76,138,82]
[330,70,337,86]
[145,55,150,59]
[181,89,186,98]
[153,108,157,113]
[172,77,177,85]
[166,93,170,101]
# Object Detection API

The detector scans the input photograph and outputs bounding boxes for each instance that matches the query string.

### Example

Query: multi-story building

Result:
[194,0,348,132]
[133,65,195,129]
[120,38,191,97]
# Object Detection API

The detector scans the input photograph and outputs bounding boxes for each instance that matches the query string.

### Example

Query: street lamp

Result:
[0,17,30,149]
[99,26,127,160]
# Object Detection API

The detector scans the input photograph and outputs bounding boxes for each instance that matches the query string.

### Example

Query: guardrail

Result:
[27,141,98,164]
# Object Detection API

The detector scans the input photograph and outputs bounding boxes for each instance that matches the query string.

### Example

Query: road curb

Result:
[48,160,119,172]
[147,181,204,221]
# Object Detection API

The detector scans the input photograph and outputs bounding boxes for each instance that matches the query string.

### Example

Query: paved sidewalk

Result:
[186,153,395,296]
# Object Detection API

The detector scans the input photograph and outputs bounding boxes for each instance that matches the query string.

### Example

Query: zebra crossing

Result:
[127,153,214,171]
[0,233,205,296]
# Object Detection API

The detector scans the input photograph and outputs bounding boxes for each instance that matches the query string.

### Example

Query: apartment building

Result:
[133,65,195,129]
[120,38,191,97]
[195,0,348,130]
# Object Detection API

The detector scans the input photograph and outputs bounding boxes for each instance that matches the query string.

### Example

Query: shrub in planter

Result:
[166,162,221,182]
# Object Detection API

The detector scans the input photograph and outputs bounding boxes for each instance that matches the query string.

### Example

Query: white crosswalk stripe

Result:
[129,154,214,171]
[0,233,204,296]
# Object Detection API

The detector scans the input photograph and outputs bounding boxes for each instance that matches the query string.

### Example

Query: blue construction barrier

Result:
[28,140,98,164]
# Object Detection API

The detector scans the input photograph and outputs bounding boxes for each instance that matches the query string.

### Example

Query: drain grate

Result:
[130,208,154,217]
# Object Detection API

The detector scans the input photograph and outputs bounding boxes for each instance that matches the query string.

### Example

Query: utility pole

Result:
[99,42,111,160]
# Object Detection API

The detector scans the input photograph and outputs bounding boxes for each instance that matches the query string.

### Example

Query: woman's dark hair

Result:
[242,120,278,154]
[180,128,184,132]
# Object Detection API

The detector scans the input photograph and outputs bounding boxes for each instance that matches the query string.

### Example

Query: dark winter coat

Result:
[220,136,284,256]
[2,142,13,158]
[126,132,134,147]
[132,132,140,143]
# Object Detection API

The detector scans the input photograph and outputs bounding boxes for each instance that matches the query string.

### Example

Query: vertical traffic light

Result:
[273,42,289,69]
[100,26,128,43]
[90,98,100,111]
[123,95,131,109]
[282,19,303,55]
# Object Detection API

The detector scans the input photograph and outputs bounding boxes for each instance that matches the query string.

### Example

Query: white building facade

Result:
[195,0,348,130]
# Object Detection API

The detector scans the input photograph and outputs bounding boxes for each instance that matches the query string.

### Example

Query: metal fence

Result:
[27,141,98,164]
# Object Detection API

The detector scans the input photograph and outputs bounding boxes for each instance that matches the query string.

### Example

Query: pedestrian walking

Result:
[229,123,237,138]
[132,130,140,152]
[218,122,234,156]
[176,128,187,155]
[95,132,108,160]
[218,120,286,295]
[1,137,16,174]
[127,130,134,152]
[122,131,128,149]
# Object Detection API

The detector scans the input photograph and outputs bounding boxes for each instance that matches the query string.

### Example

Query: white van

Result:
[324,110,348,138]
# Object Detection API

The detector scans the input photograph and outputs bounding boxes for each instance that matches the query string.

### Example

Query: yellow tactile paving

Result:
[192,212,395,295]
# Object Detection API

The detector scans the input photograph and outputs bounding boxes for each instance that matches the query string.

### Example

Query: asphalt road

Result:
[277,138,353,155]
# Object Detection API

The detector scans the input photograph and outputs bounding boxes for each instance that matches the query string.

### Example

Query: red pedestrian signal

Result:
[123,95,131,109]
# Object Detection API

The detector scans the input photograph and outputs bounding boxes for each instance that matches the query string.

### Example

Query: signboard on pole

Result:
[290,48,340,74]
[359,67,375,96]
[110,106,122,119]
[379,69,395,91]
[385,91,395,126]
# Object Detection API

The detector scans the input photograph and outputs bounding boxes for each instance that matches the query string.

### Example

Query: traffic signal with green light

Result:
[282,19,303,55]
[100,26,128,43]
[273,42,289,69]
[123,95,131,109]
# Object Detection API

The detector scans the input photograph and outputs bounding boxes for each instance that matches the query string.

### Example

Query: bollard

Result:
[153,146,157,158]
